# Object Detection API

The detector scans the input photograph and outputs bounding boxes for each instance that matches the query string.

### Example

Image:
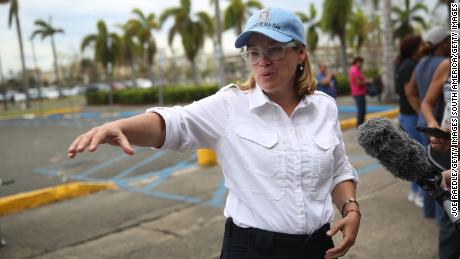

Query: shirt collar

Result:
[248,84,312,111]
[248,85,271,110]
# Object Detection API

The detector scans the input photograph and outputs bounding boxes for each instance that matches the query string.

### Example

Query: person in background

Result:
[348,57,371,127]
[405,26,450,220]
[67,7,360,259]
[422,58,459,259]
[394,34,427,207]
[316,62,337,98]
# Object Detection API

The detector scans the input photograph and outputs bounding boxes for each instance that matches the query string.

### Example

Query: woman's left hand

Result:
[324,211,360,259]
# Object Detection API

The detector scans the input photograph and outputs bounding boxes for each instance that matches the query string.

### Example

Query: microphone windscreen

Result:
[356,118,434,182]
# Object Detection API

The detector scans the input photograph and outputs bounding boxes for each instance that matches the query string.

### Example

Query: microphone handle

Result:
[442,199,460,231]
[416,176,460,232]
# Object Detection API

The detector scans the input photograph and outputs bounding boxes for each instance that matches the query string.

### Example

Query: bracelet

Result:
[341,198,359,216]
[343,209,361,219]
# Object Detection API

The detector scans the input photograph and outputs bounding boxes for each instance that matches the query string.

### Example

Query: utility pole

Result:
[0,51,8,111]
[214,0,226,87]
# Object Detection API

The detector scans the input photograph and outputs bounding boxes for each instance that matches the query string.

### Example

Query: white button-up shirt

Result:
[147,84,358,235]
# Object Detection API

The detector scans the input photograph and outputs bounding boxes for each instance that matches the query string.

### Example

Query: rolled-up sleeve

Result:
[146,90,230,151]
[331,122,359,190]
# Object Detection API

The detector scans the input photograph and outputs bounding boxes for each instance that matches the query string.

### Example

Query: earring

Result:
[298,64,304,71]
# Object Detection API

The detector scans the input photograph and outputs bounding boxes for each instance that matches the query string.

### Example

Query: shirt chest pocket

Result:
[233,127,283,177]
[306,135,340,200]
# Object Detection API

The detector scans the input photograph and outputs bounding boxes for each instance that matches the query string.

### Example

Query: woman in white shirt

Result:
[68,7,360,259]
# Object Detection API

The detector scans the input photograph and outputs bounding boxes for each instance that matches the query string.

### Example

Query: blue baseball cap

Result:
[234,7,306,48]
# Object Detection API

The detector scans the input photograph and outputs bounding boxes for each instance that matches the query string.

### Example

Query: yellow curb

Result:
[0,182,116,216]
[340,108,400,130]
[39,106,82,116]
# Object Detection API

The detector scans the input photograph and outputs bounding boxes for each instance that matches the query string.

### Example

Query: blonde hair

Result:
[237,44,317,97]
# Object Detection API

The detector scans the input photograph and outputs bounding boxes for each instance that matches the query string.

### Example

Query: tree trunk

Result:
[31,40,43,113]
[191,58,199,86]
[0,51,8,111]
[214,0,226,87]
[382,0,395,102]
[51,35,62,97]
[107,64,113,106]
[15,15,30,109]
[130,58,136,88]
[338,35,349,74]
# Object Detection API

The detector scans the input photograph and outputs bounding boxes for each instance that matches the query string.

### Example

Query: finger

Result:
[117,132,134,155]
[89,129,110,152]
[76,130,98,153]
[326,221,342,237]
[68,135,84,158]
[325,237,352,259]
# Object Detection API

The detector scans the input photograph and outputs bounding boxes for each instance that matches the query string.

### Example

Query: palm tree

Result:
[347,8,369,55]
[392,0,428,40]
[160,0,214,85]
[81,20,121,105]
[321,0,353,74]
[125,9,158,84]
[295,3,320,55]
[125,9,161,102]
[31,17,64,97]
[222,0,263,36]
[118,22,140,90]
[6,0,30,108]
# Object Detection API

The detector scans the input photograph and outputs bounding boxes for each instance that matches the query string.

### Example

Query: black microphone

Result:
[356,118,459,231]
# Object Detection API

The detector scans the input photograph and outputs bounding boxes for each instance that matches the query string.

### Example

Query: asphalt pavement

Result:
[0,95,439,259]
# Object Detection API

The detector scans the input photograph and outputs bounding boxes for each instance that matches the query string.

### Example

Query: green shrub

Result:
[85,84,219,105]
[335,74,350,96]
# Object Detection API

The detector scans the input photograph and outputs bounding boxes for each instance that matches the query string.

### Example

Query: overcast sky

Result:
[0,0,447,76]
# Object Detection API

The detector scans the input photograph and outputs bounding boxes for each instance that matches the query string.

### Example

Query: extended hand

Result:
[67,122,134,158]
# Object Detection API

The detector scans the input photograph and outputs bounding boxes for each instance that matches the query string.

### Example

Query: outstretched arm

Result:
[67,112,166,158]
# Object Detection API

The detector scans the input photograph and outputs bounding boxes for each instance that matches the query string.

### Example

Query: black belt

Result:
[225,218,330,248]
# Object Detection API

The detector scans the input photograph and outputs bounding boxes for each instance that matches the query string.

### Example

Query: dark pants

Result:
[438,210,460,259]
[220,218,334,259]
[353,95,366,127]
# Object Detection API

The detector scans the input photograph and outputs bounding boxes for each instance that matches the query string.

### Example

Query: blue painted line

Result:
[119,111,140,118]
[205,177,227,208]
[356,162,382,176]
[80,112,100,119]
[33,168,58,175]
[147,190,204,204]
[142,157,196,191]
[78,153,130,177]
[338,105,396,113]
[349,155,374,161]
[113,151,165,179]
[47,114,64,119]
[72,174,106,182]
